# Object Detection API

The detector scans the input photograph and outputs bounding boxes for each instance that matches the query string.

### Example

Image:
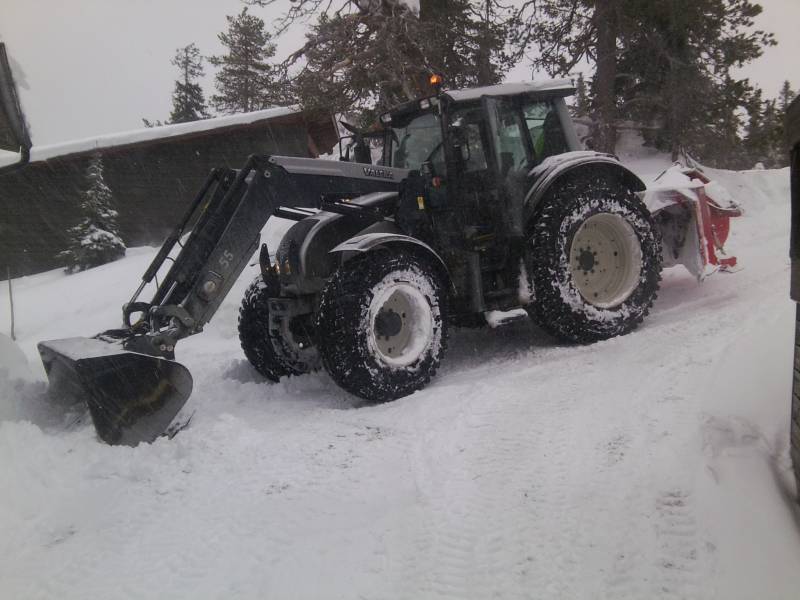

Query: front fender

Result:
[330,233,453,290]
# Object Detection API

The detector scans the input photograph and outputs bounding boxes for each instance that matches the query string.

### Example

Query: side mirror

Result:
[0,43,31,175]
[339,141,351,162]
[448,125,470,163]
[353,137,371,164]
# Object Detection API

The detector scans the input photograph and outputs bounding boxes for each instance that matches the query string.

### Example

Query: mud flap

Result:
[38,338,193,446]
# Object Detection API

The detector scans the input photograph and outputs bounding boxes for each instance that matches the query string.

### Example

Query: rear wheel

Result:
[316,251,448,402]
[527,176,662,343]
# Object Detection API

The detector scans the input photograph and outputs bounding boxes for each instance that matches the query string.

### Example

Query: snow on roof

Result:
[24,105,298,164]
[0,148,21,169]
[445,79,575,102]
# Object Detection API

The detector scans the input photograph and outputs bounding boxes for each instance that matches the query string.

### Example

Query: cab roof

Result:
[383,78,576,124]
[443,79,576,103]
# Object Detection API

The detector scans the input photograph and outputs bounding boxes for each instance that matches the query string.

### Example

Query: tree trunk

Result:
[475,0,494,86]
[593,0,618,154]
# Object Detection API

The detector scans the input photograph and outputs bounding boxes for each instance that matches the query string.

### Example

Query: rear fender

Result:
[524,152,646,221]
[330,233,454,291]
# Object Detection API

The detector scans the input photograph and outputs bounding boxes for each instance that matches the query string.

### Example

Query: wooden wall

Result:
[0,112,336,276]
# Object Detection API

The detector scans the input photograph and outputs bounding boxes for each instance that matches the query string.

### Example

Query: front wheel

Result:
[239,275,299,381]
[527,176,662,343]
[316,251,448,402]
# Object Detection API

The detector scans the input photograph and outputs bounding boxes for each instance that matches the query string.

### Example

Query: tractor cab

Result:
[380,79,580,177]
[376,79,583,313]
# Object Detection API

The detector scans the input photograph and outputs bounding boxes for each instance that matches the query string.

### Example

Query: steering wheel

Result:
[424,141,444,165]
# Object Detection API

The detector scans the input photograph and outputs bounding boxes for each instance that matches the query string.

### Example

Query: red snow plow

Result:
[644,165,742,279]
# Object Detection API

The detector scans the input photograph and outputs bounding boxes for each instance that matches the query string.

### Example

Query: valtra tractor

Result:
[4,72,739,445]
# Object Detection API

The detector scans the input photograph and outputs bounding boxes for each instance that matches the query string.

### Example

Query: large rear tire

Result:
[527,176,662,343]
[316,251,448,402]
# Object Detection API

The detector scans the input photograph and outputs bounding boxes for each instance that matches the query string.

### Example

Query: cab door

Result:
[444,105,495,237]
[481,95,533,240]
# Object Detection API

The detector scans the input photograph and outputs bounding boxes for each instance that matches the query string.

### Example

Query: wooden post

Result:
[7,266,14,341]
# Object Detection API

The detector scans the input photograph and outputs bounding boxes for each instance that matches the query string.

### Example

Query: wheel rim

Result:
[569,213,643,308]
[368,282,434,367]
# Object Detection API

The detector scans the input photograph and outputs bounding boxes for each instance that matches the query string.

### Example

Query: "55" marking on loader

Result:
[218,250,235,271]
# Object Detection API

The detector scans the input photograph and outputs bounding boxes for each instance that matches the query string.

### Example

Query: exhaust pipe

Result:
[38,337,192,446]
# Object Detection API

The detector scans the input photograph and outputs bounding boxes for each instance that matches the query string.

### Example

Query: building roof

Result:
[0,105,339,169]
[444,79,576,102]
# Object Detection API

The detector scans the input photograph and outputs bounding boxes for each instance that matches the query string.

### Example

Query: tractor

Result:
[38,78,666,445]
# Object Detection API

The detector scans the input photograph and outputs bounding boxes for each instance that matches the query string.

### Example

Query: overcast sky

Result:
[1,0,798,146]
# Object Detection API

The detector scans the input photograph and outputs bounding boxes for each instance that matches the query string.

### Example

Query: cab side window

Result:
[450,108,489,173]
[493,106,528,174]
[523,101,568,164]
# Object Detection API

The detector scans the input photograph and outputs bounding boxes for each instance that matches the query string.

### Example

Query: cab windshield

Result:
[389,112,444,173]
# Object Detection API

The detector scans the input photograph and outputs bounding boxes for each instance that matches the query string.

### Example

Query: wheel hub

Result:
[577,247,597,272]
[375,309,403,338]
[569,213,643,308]
[369,282,433,367]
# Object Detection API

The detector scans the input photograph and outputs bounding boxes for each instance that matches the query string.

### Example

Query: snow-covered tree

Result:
[170,43,210,123]
[59,153,126,273]
[209,8,284,114]
[573,73,590,118]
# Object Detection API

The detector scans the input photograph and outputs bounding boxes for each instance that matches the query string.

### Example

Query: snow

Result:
[0,148,24,169]
[21,106,297,164]
[1,157,799,597]
[643,165,703,211]
[446,79,575,102]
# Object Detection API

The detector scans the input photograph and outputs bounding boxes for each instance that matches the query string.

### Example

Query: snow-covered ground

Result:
[1,151,799,598]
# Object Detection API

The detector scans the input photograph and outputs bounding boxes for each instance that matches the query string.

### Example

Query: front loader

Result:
[39,154,405,444]
[36,78,740,445]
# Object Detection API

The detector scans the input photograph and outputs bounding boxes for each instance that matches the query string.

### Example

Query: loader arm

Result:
[122,155,406,357]
[125,154,282,356]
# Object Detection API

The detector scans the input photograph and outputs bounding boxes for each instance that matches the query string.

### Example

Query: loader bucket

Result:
[37,338,192,446]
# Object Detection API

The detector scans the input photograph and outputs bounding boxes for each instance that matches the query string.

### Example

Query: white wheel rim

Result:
[368,281,434,367]
[569,213,643,308]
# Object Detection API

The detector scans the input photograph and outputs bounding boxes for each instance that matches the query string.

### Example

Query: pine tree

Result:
[209,8,282,114]
[761,99,785,167]
[59,153,126,273]
[170,44,210,123]
[619,0,773,163]
[779,81,796,113]
[256,0,513,121]
[522,0,773,160]
[744,87,768,164]
[573,73,590,117]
